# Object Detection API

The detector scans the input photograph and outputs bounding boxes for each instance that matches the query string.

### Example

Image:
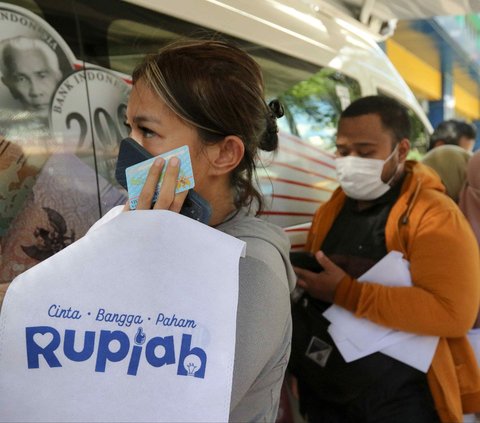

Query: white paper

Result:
[323,251,439,372]
[323,251,411,349]
[0,210,246,422]
[328,319,415,355]
[328,323,438,372]
[380,335,439,372]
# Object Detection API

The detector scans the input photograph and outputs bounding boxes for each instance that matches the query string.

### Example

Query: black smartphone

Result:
[115,137,212,224]
[289,251,324,272]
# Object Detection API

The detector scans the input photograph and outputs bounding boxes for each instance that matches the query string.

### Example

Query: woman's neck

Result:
[208,194,237,226]
[199,178,237,226]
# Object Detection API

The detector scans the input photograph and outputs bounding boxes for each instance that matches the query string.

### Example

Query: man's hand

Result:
[293,251,346,303]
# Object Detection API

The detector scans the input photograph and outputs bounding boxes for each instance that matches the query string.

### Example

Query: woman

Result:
[99,39,296,421]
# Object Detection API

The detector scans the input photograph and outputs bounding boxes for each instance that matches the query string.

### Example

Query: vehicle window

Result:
[408,111,430,158]
[1,0,41,14]
[0,0,133,284]
[1,0,362,281]
[0,0,87,284]
[107,15,361,155]
[107,20,180,75]
[277,69,361,152]
[105,11,360,233]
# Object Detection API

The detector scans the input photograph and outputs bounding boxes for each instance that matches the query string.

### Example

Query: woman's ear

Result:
[206,135,245,176]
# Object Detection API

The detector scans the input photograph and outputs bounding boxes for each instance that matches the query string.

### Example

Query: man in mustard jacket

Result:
[293,95,480,422]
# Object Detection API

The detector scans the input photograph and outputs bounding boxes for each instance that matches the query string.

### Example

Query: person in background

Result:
[459,149,480,327]
[292,95,480,422]
[421,144,471,203]
[459,150,480,423]
[0,36,62,119]
[428,119,476,152]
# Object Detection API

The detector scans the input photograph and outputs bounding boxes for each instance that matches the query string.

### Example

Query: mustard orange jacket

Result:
[306,161,480,423]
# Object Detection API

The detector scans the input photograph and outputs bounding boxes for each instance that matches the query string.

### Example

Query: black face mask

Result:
[114,137,212,224]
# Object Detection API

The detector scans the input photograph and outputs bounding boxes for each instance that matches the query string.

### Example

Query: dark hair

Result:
[429,119,476,150]
[131,39,283,212]
[340,95,411,144]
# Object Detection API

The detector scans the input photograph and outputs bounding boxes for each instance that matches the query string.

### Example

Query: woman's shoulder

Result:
[218,210,296,292]
[218,210,289,249]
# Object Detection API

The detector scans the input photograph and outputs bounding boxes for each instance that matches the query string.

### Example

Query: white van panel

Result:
[125,0,426,122]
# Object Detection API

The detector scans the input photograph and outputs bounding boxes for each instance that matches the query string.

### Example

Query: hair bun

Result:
[268,99,284,118]
[260,100,284,152]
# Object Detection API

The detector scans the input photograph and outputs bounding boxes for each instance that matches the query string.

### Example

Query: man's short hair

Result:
[340,95,411,144]
[0,36,61,78]
[429,119,477,150]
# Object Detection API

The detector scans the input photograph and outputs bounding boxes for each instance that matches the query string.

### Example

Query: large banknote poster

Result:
[0,2,129,283]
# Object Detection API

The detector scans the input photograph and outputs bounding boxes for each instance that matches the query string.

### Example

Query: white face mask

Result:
[335,145,398,200]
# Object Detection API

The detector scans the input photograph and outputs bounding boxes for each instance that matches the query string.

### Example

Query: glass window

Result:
[408,110,430,159]
[1,0,364,282]
[104,9,361,231]
[106,14,361,155]
[278,69,361,152]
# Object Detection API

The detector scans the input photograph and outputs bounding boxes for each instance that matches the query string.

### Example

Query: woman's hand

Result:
[124,157,188,212]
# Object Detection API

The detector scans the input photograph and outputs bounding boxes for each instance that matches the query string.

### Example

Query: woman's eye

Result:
[139,126,155,138]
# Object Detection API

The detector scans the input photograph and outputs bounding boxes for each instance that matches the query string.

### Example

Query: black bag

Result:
[289,293,397,404]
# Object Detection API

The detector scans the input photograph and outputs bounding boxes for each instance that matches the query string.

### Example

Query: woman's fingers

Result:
[136,158,165,210]
[153,157,180,210]
[132,156,186,212]
[169,190,189,213]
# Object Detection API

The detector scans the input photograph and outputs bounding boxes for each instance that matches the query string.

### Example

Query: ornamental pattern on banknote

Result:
[21,207,75,261]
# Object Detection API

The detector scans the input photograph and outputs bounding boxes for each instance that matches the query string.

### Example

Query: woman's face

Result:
[125,79,211,193]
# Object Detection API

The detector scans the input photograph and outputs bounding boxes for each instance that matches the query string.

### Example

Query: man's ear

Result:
[398,138,410,162]
[206,135,245,176]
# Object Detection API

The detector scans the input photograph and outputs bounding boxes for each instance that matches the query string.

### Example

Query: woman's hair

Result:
[132,39,283,212]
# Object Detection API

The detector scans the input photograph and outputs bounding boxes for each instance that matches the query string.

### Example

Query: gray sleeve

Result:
[229,256,292,423]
